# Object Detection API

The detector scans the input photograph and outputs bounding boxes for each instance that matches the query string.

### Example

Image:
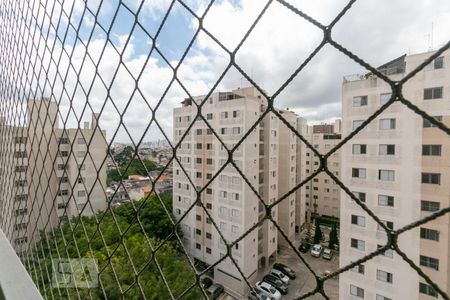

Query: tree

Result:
[107,158,158,184]
[328,222,339,250]
[313,218,323,244]
[28,194,200,299]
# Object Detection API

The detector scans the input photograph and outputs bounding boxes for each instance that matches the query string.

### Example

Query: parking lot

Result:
[257,245,339,299]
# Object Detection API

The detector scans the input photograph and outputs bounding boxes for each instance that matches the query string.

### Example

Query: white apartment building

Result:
[0,98,107,253]
[340,50,450,300]
[297,121,342,222]
[173,87,297,297]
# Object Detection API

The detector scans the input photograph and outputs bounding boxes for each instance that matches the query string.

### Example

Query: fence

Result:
[0,0,449,299]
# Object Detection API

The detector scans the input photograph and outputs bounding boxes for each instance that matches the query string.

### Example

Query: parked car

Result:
[207,283,224,299]
[255,281,281,300]
[201,277,213,289]
[253,286,277,300]
[273,262,296,279]
[248,290,273,300]
[270,269,290,285]
[322,248,333,260]
[263,274,288,294]
[298,242,311,253]
[311,244,323,257]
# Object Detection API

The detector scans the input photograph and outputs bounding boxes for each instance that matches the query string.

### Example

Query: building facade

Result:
[0,98,107,253]
[340,50,450,299]
[173,87,297,297]
[297,120,342,223]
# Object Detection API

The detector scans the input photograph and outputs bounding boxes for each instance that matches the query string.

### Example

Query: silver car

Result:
[270,269,289,285]
[311,244,323,257]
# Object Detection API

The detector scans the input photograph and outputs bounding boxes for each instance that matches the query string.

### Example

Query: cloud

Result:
[8,0,450,144]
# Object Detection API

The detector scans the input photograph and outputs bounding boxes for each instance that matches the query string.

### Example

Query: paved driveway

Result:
[257,246,339,300]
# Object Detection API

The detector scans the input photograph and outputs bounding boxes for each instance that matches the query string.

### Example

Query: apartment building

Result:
[296,120,342,223]
[173,87,295,296]
[277,109,298,246]
[340,50,450,300]
[0,98,107,253]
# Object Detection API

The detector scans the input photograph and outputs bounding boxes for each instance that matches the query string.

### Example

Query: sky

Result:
[16,0,450,143]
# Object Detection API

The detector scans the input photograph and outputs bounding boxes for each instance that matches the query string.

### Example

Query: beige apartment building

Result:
[340,50,450,300]
[173,87,298,297]
[0,98,107,253]
[296,120,342,224]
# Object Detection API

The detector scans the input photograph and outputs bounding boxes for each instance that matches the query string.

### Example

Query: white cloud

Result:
[8,0,450,144]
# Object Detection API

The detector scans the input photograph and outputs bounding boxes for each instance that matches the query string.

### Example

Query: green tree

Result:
[313,218,323,244]
[28,195,200,300]
[107,158,158,184]
[328,222,338,250]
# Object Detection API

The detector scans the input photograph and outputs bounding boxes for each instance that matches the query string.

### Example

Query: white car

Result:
[270,269,289,285]
[311,244,323,257]
[255,281,281,300]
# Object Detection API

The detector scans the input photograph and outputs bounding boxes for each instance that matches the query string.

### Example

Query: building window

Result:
[434,56,444,69]
[352,95,368,107]
[380,93,392,105]
[419,282,438,298]
[352,191,366,203]
[15,208,28,216]
[378,169,395,181]
[379,144,395,155]
[423,116,443,128]
[206,143,213,150]
[376,294,392,300]
[206,113,213,120]
[206,203,212,209]
[220,111,228,119]
[206,128,212,135]
[231,225,239,233]
[195,243,201,250]
[352,168,366,179]
[352,120,364,130]
[206,158,213,165]
[350,285,364,298]
[196,215,201,221]
[420,255,439,270]
[206,247,212,254]
[421,200,440,212]
[377,220,394,231]
[421,172,440,185]
[15,151,27,158]
[15,180,27,187]
[379,118,396,130]
[232,110,240,118]
[351,215,365,227]
[15,194,28,201]
[15,136,27,144]
[196,172,202,178]
[352,144,366,154]
[195,143,202,150]
[376,270,393,283]
[424,87,443,100]
[78,137,86,144]
[77,190,86,197]
[219,222,227,230]
[378,195,394,207]
[422,145,441,156]
[352,264,365,274]
[15,237,28,245]
[420,228,439,241]
[377,245,394,258]
[15,165,27,172]
[196,129,202,135]
[195,229,201,235]
[196,158,202,164]
[206,232,212,239]
[14,223,27,231]
[351,238,365,251]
